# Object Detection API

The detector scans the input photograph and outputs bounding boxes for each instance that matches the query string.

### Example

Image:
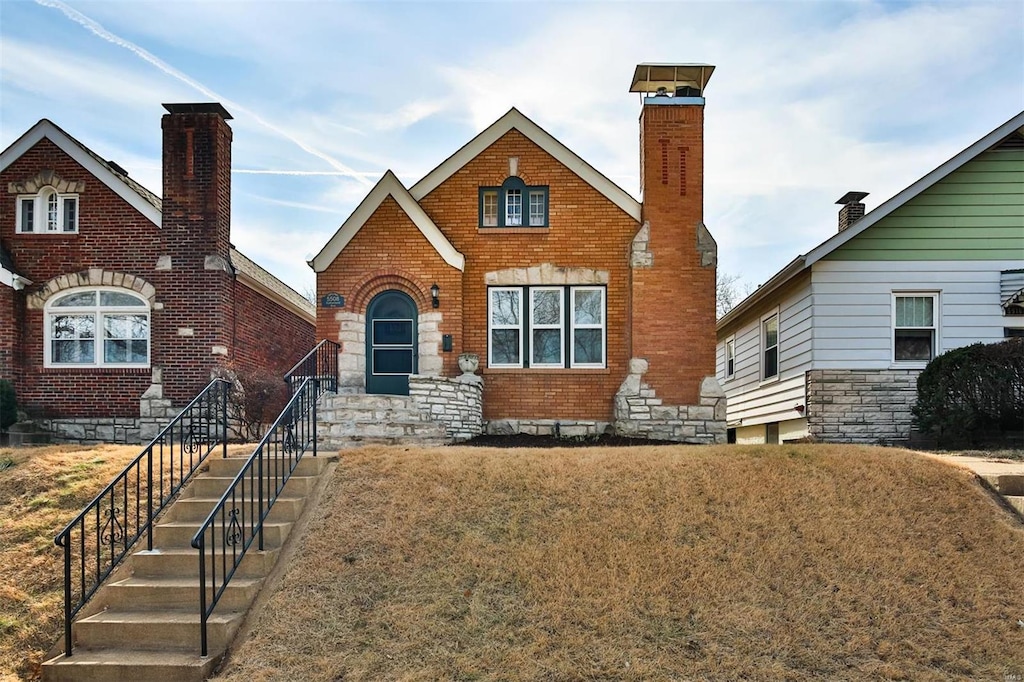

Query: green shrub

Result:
[912,338,1024,447]
[0,380,16,432]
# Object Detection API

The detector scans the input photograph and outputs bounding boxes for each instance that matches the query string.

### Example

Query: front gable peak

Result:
[309,170,465,273]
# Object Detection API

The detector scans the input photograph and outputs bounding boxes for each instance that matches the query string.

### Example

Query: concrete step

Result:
[42,649,218,682]
[1006,495,1024,516]
[74,609,243,653]
[153,520,293,549]
[131,547,280,579]
[100,576,263,611]
[187,473,317,498]
[984,474,1024,496]
[167,495,306,522]
[204,454,331,478]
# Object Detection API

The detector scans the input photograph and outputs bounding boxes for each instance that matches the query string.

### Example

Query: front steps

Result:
[983,473,1024,517]
[318,392,447,449]
[42,452,334,682]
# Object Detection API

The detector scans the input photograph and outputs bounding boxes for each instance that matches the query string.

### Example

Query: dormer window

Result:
[17,188,78,233]
[479,178,548,228]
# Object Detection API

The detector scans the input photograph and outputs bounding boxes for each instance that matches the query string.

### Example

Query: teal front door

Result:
[365,290,417,395]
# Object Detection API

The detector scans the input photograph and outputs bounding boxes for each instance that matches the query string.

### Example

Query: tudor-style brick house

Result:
[0,103,315,442]
[311,64,726,442]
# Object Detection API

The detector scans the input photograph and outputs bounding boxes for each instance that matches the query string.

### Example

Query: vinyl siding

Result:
[717,278,811,426]
[826,146,1024,261]
[811,259,1023,369]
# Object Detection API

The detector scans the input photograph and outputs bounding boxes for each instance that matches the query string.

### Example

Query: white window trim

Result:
[44,287,151,369]
[488,287,523,368]
[16,189,79,234]
[760,308,780,384]
[724,335,736,381]
[570,286,606,368]
[891,291,940,368]
[529,287,564,367]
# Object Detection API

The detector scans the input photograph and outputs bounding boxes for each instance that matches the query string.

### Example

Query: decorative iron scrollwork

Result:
[101,507,125,544]
[283,422,297,456]
[183,422,204,454]
[225,508,243,547]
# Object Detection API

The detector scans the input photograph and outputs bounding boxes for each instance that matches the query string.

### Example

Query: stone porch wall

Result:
[806,369,919,444]
[409,374,483,442]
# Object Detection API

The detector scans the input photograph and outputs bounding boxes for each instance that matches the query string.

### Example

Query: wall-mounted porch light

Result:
[431,283,440,309]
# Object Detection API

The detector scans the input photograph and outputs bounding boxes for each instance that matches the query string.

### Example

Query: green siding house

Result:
[716,111,1024,444]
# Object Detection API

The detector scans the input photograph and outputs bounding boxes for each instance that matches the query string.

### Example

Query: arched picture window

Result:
[45,288,150,367]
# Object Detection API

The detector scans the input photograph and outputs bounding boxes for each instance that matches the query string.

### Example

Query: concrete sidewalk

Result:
[924,453,1024,517]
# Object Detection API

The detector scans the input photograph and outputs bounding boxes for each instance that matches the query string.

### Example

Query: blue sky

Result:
[2,0,1022,298]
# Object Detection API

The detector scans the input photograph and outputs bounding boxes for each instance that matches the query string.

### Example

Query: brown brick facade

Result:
[0,108,315,423]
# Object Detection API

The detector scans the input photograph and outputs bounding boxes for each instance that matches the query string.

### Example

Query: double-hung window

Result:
[479,177,548,228]
[762,313,779,381]
[488,286,605,368]
[17,188,78,233]
[893,293,937,362]
[724,337,735,380]
[46,288,150,367]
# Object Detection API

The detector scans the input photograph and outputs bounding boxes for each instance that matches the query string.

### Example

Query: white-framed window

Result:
[17,188,78,234]
[761,311,779,381]
[571,287,605,367]
[479,179,548,228]
[724,336,735,379]
[530,287,563,367]
[45,288,150,368]
[893,293,938,363]
[488,286,606,369]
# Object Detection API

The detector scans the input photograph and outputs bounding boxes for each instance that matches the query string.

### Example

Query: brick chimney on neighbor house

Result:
[837,191,869,232]
[161,103,234,266]
[630,63,718,407]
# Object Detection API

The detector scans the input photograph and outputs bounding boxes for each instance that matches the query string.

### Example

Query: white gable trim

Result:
[409,108,642,222]
[309,170,465,272]
[0,265,32,290]
[0,120,162,227]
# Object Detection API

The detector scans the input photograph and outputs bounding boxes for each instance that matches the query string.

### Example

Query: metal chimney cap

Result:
[162,103,233,120]
[836,191,869,205]
[630,63,715,94]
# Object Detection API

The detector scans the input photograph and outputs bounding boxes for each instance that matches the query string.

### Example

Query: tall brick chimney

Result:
[836,191,868,232]
[161,103,233,266]
[629,64,717,406]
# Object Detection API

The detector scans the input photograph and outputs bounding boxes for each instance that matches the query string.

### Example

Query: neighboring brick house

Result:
[311,64,726,443]
[0,103,315,442]
[715,110,1024,445]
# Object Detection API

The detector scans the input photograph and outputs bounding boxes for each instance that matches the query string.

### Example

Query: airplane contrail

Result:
[35,0,374,186]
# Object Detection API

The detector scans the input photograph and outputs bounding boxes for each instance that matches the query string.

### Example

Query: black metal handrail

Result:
[191,376,319,656]
[284,339,339,395]
[54,378,231,658]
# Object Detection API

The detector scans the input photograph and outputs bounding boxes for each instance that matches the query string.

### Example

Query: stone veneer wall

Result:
[806,369,919,444]
[408,374,483,442]
[613,359,727,444]
[485,419,612,438]
[44,394,185,444]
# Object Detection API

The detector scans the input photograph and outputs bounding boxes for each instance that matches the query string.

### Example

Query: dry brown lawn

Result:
[0,442,252,682]
[215,445,1024,682]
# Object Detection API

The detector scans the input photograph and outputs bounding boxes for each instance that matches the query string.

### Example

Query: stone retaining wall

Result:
[409,374,483,442]
[485,419,612,438]
[806,369,919,444]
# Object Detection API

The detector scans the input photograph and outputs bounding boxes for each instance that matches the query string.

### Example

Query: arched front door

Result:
[365,290,418,395]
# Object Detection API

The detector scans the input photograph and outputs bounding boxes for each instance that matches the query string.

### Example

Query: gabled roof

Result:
[409,108,642,222]
[717,110,1024,331]
[309,170,465,272]
[0,120,162,226]
[231,248,316,323]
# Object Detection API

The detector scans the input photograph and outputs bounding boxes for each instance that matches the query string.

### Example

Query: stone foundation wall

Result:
[409,374,483,442]
[613,359,727,444]
[806,369,919,444]
[485,419,612,438]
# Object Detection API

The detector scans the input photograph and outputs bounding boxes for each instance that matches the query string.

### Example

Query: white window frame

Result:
[528,191,546,227]
[724,336,736,380]
[529,287,564,367]
[17,188,79,234]
[892,292,939,367]
[44,287,150,368]
[570,286,606,368]
[482,190,498,227]
[760,309,780,383]
[505,189,523,226]
[488,287,523,368]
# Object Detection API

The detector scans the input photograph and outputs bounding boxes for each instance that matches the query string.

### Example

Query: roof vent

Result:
[107,160,129,177]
